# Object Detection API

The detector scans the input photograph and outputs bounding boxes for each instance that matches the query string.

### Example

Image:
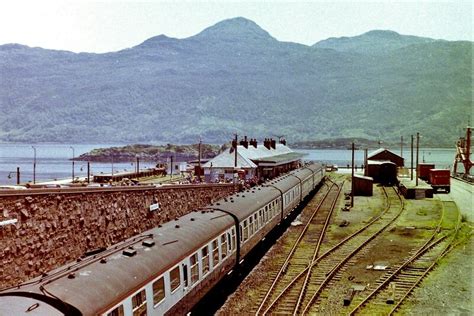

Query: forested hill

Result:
[0,17,471,146]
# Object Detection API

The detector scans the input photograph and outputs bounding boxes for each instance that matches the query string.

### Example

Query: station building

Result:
[202,137,304,182]
[366,148,404,185]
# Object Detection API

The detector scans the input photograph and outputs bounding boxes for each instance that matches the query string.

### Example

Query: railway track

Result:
[253,181,343,315]
[258,186,406,315]
[348,200,462,315]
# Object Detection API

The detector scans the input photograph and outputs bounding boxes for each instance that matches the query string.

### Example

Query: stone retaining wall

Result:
[0,184,235,289]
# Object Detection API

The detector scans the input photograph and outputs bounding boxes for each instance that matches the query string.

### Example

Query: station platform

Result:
[398,177,433,199]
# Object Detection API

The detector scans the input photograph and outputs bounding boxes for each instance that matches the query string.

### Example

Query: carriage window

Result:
[183,263,188,287]
[107,305,124,316]
[170,266,181,292]
[254,214,258,229]
[249,216,254,235]
[132,289,147,316]
[259,210,263,225]
[152,277,165,306]
[231,229,236,251]
[190,253,199,284]
[221,234,228,258]
[243,220,249,241]
[202,246,210,275]
[227,232,232,251]
[239,225,243,242]
[212,239,219,265]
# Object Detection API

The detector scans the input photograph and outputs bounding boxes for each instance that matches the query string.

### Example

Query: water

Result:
[0,144,456,185]
[298,147,456,170]
[0,143,158,185]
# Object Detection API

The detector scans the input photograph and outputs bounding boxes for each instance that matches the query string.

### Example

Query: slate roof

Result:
[202,143,300,169]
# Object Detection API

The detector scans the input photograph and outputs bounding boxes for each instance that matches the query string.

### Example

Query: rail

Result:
[255,181,342,315]
[349,199,461,315]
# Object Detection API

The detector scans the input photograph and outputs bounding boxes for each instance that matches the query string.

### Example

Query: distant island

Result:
[75,144,222,162]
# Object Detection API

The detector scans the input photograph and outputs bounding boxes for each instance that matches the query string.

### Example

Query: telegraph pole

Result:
[351,142,355,207]
[32,146,36,184]
[400,135,403,158]
[416,132,420,186]
[198,137,202,182]
[234,134,238,168]
[410,135,414,180]
[70,146,75,182]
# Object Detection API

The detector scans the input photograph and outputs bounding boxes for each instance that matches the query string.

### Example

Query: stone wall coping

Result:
[0,183,236,197]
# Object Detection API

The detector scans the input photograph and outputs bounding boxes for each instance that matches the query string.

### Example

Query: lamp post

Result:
[198,137,202,182]
[32,146,36,184]
[69,146,75,182]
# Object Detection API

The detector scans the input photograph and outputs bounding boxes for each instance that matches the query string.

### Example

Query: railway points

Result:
[218,173,472,315]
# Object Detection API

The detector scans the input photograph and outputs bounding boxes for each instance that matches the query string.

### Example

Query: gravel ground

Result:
[402,236,473,315]
[217,175,473,315]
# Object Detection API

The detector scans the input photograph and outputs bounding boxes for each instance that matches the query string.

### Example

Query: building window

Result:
[170,266,181,293]
[132,289,147,316]
[152,277,165,306]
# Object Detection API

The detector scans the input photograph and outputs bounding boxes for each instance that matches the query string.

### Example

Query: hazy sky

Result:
[1,0,472,53]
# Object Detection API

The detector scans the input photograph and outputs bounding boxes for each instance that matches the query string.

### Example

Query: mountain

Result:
[0,17,471,146]
[313,30,438,54]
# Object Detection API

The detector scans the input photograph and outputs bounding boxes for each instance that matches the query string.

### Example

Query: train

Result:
[0,163,325,316]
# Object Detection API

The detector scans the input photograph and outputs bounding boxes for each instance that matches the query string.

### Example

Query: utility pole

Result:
[364,148,368,176]
[87,162,90,183]
[416,132,420,186]
[16,167,20,185]
[170,156,174,179]
[410,135,414,180]
[234,134,238,168]
[234,134,238,184]
[400,135,403,158]
[32,146,36,184]
[351,142,355,208]
[198,137,202,182]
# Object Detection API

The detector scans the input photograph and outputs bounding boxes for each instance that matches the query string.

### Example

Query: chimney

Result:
[240,136,249,149]
[264,138,271,150]
[231,138,237,149]
[280,138,286,146]
[250,138,257,148]
[270,138,276,149]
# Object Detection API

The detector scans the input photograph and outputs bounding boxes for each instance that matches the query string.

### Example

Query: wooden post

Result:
[351,142,355,207]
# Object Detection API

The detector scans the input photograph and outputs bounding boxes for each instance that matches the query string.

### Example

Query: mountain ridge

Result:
[0,18,470,146]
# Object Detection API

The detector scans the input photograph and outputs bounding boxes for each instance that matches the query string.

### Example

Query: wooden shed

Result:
[368,148,404,167]
[367,160,398,185]
[353,175,373,196]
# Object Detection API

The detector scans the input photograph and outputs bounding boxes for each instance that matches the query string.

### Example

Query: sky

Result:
[0,0,472,53]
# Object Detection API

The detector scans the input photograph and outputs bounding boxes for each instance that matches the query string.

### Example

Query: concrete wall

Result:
[0,184,235,289]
